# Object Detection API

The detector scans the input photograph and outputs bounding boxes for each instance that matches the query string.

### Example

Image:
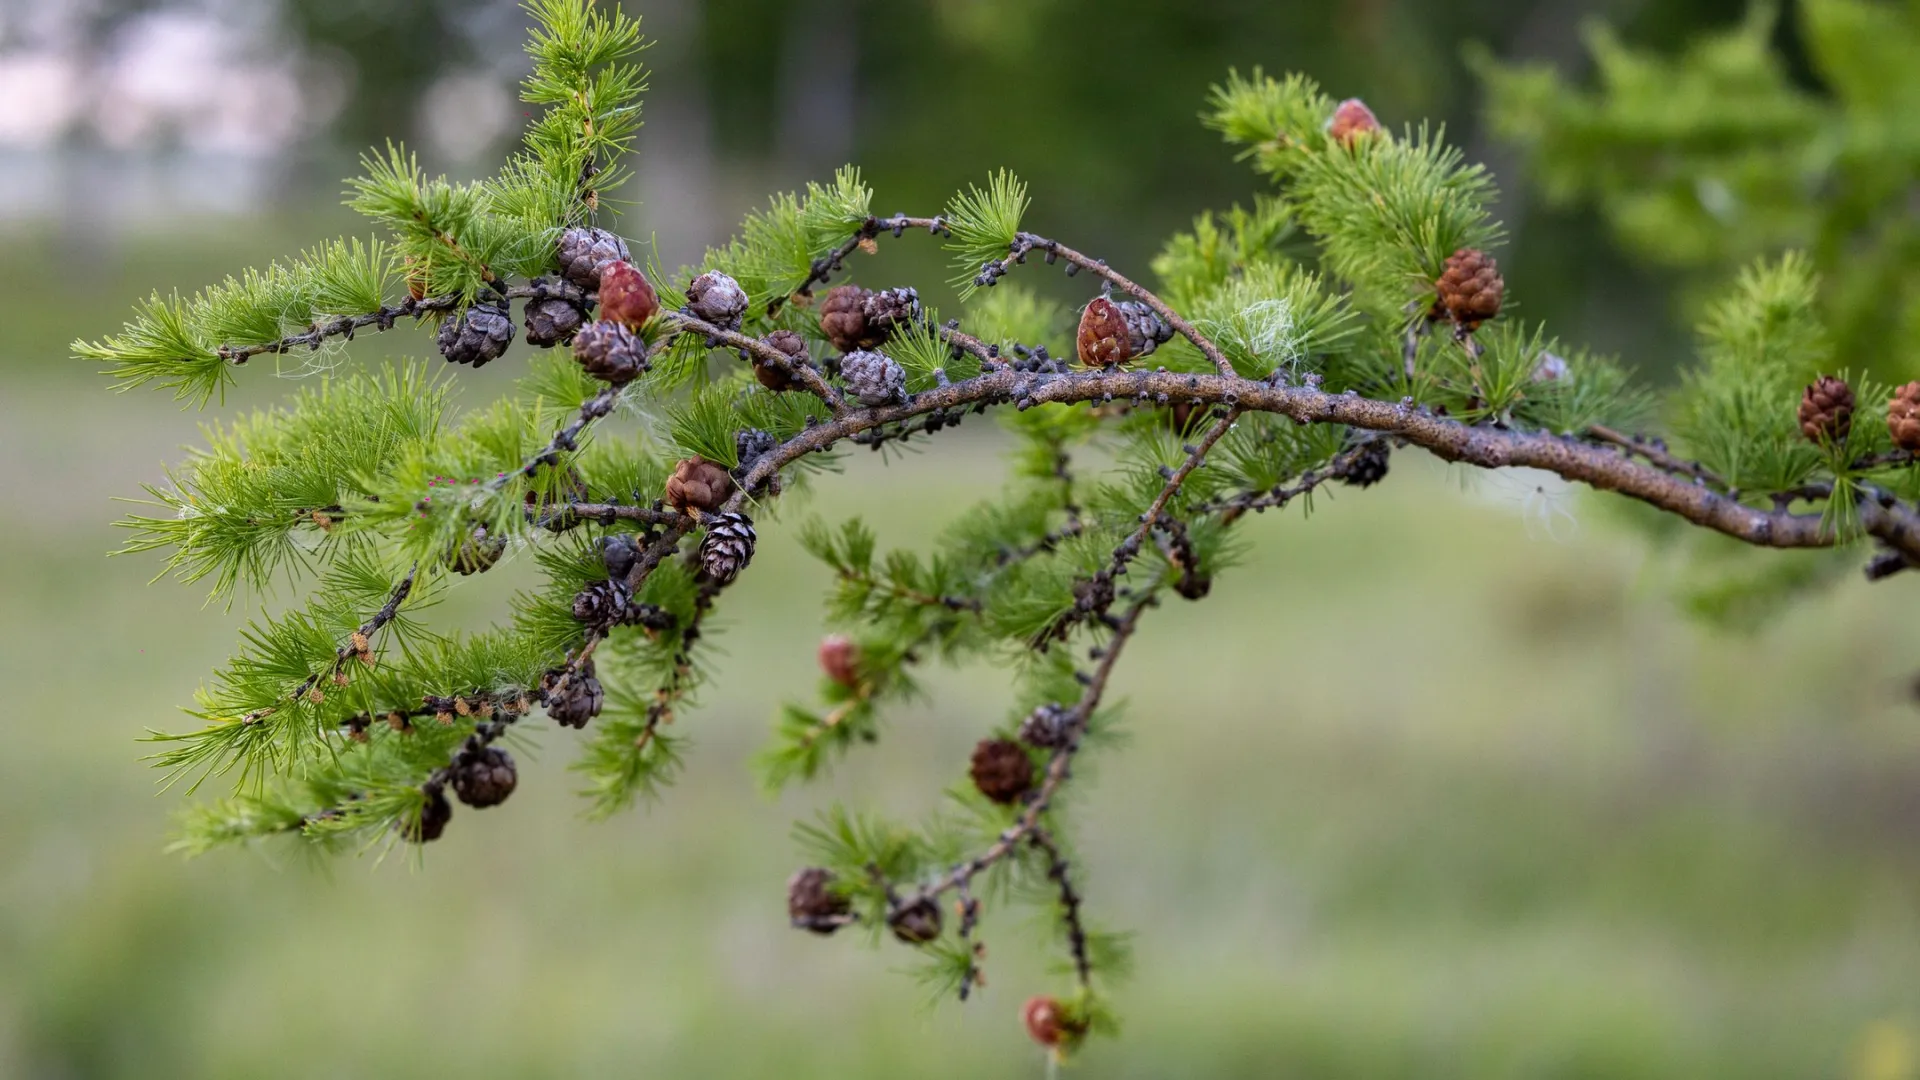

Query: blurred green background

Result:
[8,0,1920,1076]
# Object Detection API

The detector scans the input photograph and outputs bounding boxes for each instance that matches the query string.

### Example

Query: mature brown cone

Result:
[1327,97,1381,146]
[786,867,852,934]
[451,746,517,809]
[969,738,1035,804]
[597,260,660,328]
[664,456,735,513]
[1799,375,1856,445]
[820,285,877,352]
[818,634,859,687]
[1076,297,1133,367]
[755,329,807,391]
[1891,382,1920,452]
[1433,248,1504,330]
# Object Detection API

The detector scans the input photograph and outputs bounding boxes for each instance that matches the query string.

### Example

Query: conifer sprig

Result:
[94,1,1920,1056]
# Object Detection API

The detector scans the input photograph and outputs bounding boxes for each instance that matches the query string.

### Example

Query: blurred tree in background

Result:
[1480,0,1920,382]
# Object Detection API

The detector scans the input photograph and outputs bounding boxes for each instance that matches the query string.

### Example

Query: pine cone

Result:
[820,285,878,352]
[1799,375,1855,445]
[839,349,906,406]
[818,634,859,688]
[1339,440,1391,488]
[452,746,517,809]
[1022,996,1087,1051]
[598,260,660,328]
[437,300,515,368]
[734,428,777,474]
[699,512,757,585]
[665,457,735,514]
[1017,703,1073,749]
[1891,382,1920,452]
[862,286,923,339]
[524,280,586,348]
[571,320,648,383]
[1076,296,1170,367]
[970,738,1035,804]
[600,533,638,581]
[755,330,808,391]
[447,526,507,575]
[787,867,852,934]
[1327,97,1381,146]
[556,226,631,291]
[571,578,633,629]
[687,270,749,331]
[544,664,604,729]
[888,896,943,945]
[1434,248,1504,331]
[399,784,452,843]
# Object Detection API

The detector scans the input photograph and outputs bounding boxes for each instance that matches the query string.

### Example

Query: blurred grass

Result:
[7,222,1920,1077]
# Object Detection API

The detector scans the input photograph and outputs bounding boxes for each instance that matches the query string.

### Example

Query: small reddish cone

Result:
[597,260,660,328]
[1076,297,1132,367]
[1022,996,1072,1050]
[818,634,859,687]
[1327,97,1381,146]
[1433,248,1504,331]
[1891,381,1920,452]
[1798,375,1855,446]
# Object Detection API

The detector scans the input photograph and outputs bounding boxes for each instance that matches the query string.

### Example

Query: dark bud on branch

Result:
[1891,382,1920,452]
[970,738,1036,804]
[888,895,943,945]
[399,784,452,844]
[818,634,859,688]
[572,320,647,384]
[686,270,749,331]
[699,512,757,586]
[1799,375,1855,446]
[787,867,852,934]
[1076,297,1170,368]
[665,457,735,514]
[556,226,631,291]
[839,349,907,406]
[437,300,515,368]
[452,746,518,809]
[1433,248,1504,332]
[597,261,660,328]
[734,428,777,475]
[600,533,638,581]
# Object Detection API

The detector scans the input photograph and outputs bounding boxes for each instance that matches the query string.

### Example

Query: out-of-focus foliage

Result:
[1477,0,1920,380]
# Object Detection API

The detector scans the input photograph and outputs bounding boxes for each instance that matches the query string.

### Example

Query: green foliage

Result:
[945,170,1030,297]
[1477,0,1920,380]
[701,167,874,316]
[1670,254,1829,493]
[115,363,448,602]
